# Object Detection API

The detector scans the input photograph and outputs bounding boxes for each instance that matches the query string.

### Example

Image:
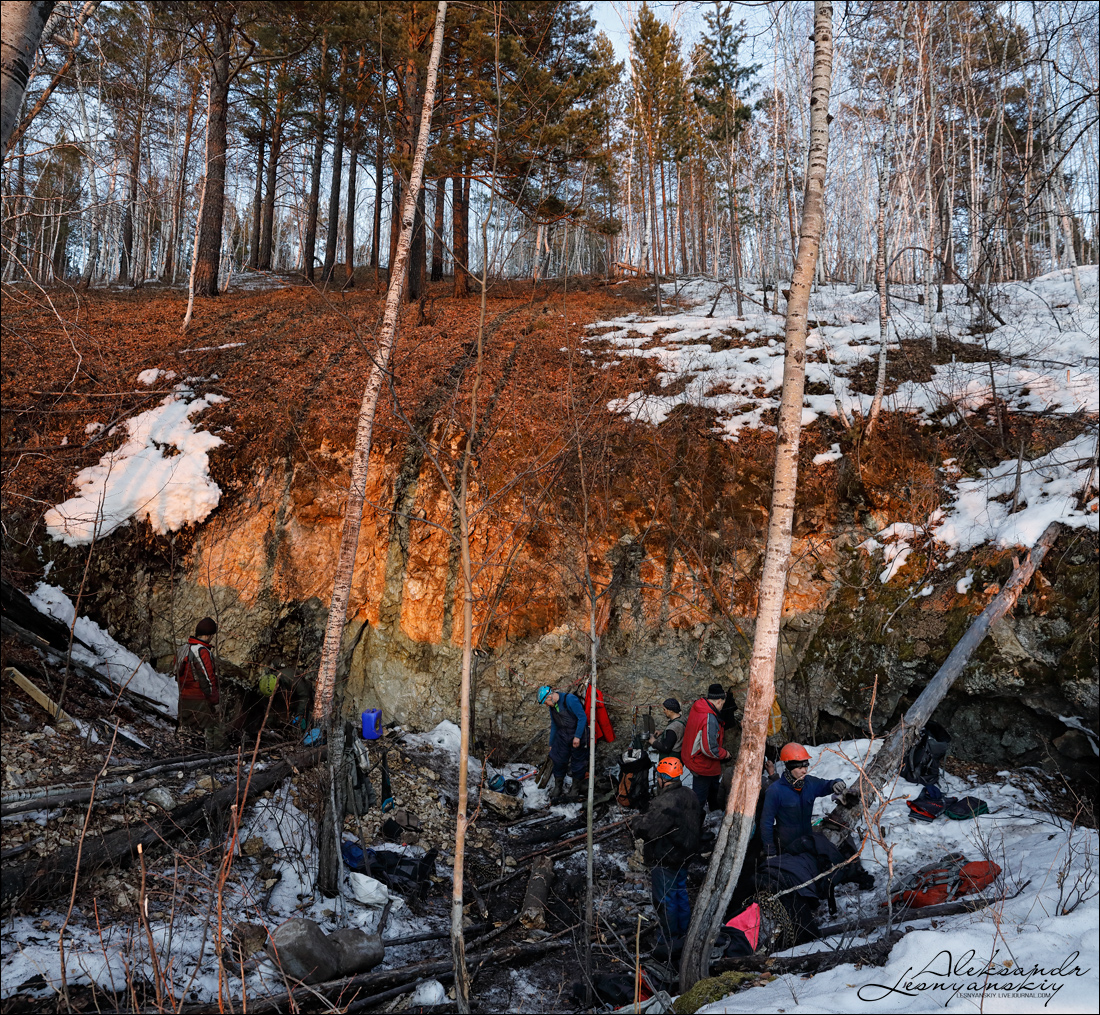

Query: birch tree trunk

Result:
[678,1,835,990]
[311,0,447,900]
[0,1,54,159]
[866,2,910,437]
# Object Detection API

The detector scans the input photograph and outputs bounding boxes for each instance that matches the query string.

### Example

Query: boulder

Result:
[266,918,383,984]
[266,919,337,984]
[328,927,384,976]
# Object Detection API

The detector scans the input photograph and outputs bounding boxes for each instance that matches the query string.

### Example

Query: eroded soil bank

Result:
[2,272,1096,782]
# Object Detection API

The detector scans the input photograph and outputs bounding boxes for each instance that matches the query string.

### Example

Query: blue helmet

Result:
[537,685,552,704]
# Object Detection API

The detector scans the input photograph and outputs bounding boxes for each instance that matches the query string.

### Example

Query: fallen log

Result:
[1,777,159,817]
[183,935,571,1014]
[815,894,994,938]
[1,748,322,910]
[4,666,82,728]
[824,521,1060,845]
[712,929,904,976]
[519,855,554,930]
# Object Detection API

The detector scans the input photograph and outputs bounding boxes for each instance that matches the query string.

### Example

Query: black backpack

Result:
[901,722,951,786]
[616,750,652,811]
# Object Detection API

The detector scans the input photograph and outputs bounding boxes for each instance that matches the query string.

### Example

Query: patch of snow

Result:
[43,385,228,546]
[812,443,843,465]
[27,584,176,715]
[956,570,975,594]
[934,429,1098,551]
[136,368,177,386]
[410,980,447,1005]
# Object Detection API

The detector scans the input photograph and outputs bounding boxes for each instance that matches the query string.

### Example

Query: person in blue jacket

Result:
[538,685,588,800]
[759,742,876,893]
[759,743,845,857]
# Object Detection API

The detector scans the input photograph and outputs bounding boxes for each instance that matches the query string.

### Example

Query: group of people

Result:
[536,681,875,957]
[175,616,318,748]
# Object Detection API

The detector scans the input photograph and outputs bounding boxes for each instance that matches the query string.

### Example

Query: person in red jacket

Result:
[177,617,224,749]
[683,684,732,810]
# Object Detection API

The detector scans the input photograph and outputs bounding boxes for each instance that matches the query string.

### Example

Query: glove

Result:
[832,779,847,795]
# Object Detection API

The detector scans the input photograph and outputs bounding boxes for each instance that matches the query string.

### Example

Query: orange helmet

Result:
[656,757,684,780]
[779,743,811,764]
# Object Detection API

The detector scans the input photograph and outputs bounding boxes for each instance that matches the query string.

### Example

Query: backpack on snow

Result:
[944,795,989,820]
[907,784,947,822]
[891,852,1001,909]
[900,721,951,786]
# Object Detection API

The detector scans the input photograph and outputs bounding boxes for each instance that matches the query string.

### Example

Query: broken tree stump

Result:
[824,521,1060,845]
[520,855,555,930]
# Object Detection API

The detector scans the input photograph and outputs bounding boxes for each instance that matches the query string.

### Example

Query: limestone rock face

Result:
[77,446,1096,779]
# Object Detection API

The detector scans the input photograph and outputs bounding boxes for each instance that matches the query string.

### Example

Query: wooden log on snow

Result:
[823,521,1061,844]
[814,893,994,938]
[519,855,555,930]
[1,777,159,817]
[711,929,904,976]
[1,748,322,910]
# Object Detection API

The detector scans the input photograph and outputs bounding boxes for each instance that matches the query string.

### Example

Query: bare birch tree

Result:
[678,0,835,990]
[0,1,56,158]
[309,0,447,897]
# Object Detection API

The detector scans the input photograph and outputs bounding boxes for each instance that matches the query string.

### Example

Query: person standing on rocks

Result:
[650,697,686,762]
[177,617,225,750]
[630,757,701,959]
[537,685,588,800]
[683,684,733,810]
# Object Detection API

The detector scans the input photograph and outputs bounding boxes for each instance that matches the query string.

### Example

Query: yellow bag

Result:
[766,698,784,738]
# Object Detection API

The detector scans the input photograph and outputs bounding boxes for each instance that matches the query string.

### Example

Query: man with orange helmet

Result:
[630,756,701,957]
[760,744,846,857]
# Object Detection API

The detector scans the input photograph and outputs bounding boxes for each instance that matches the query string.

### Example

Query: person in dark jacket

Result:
[683,684,732,810]
[759,743,876,892]
[537,685,588,800]
[177,617,224,749]
[631,757,701,953]
[759,743,842,856]
[649,698,686,761]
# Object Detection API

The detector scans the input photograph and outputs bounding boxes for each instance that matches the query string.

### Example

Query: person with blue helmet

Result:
[537,685,588,800]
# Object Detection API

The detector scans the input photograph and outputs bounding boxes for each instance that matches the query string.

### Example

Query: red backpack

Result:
[891,852,1001,909]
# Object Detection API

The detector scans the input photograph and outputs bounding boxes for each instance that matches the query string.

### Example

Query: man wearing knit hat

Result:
[683,683,733,810]
[650,698,686,762]
[177,617,224,749]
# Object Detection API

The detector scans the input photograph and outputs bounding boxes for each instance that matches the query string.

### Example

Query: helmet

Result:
[258,672,278,697]
[537,685,552,704]
[656,757,684,780]
[779,743,811,764]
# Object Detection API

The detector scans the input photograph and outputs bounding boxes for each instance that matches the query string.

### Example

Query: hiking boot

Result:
[550,777,565,802]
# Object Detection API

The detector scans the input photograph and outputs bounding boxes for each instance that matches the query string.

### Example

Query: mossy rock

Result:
[673,971,756,1014]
